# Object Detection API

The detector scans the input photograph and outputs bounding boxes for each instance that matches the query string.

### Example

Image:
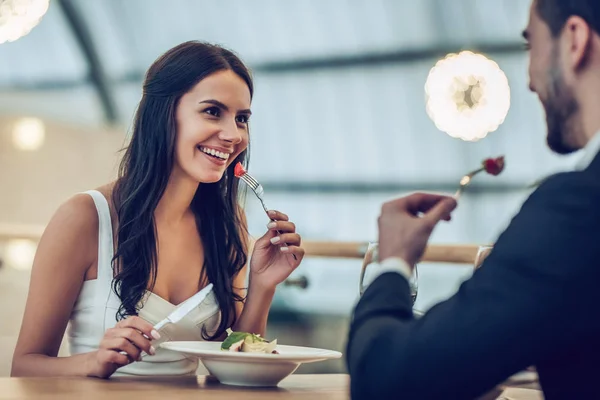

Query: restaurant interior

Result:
[0,1,585,398]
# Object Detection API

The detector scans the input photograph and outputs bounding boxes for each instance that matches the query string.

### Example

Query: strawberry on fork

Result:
[455,156,505,198]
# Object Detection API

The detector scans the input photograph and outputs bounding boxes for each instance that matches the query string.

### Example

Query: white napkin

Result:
[497,387,544,400]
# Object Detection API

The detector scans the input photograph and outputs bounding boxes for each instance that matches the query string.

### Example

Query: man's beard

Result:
[543,50,580,155]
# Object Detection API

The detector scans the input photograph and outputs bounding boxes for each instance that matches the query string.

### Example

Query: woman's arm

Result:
[11,194,102,377]
[231,263,274,337]
[230,209,304,337]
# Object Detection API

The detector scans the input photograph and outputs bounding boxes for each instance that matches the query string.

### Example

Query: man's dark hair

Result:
[537,0,600,37]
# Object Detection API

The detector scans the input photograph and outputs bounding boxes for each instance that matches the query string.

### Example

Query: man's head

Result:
[525,0,600,154]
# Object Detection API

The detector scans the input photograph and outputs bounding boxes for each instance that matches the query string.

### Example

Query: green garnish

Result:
[221,328,276,353]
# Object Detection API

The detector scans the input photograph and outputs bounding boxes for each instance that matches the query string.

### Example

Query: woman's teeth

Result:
[199,146,229,161]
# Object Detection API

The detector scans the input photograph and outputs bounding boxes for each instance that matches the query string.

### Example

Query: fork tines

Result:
[240,173,260,189]
[240,173,264,198]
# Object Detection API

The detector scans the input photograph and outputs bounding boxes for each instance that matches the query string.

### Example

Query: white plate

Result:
[160,341,342,387]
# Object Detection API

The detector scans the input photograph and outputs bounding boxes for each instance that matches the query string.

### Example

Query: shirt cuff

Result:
[362,257,413,290]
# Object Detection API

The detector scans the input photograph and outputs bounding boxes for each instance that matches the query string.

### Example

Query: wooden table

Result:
[0,374,349,400]
[0,373,544,399]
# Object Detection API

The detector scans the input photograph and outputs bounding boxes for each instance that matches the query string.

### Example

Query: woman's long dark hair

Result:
[111,41,253,339]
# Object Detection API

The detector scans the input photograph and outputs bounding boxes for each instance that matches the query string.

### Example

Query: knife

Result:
[141,283,214,356]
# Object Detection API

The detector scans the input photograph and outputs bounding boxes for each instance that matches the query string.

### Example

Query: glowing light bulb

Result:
[0,0,50,44]
[12,117,45,151]
[425,51,511,142]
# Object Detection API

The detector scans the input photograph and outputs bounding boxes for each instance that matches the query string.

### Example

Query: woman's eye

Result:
[204,107,220,117]
[236,114,250,124]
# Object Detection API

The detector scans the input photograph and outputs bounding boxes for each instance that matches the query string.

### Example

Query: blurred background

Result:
[0,0,583,375]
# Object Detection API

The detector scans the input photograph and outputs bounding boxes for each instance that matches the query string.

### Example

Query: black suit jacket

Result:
[346,152,600,399]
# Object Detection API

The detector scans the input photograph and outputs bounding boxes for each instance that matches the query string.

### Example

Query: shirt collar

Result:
[575,130,600,170]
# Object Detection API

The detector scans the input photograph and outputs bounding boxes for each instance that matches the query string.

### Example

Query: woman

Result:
[11,41,304,378]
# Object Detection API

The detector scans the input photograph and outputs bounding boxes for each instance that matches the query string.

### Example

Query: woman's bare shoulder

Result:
[52,192,99,232]
[33,192,102,278]
[45,181,115,256]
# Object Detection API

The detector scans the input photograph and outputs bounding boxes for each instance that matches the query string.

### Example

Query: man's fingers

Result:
[383,193,455,216]
[424,198,457,225]
[405,193,455,215]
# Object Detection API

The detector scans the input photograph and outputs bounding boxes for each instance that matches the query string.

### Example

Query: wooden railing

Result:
[0,222,490,292]
[0,223,485,265]
[301,241,483,264]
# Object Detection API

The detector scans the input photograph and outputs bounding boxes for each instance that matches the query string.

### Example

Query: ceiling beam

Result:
[0,41,525,92]
[259,181,533,194]
[253,42,525,74]
[55,0,118,123]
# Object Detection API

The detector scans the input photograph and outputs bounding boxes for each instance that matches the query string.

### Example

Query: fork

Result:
[454,156,505,199]
[454,167,484,199]
[236,169,298,261]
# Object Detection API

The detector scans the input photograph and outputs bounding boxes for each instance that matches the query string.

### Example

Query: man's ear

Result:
[562,15,592,71]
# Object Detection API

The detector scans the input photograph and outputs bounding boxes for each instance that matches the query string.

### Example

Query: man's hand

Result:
[378,193,457,266]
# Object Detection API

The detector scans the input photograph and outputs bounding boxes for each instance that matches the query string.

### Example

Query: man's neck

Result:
[580,114,600,148]
[577,76,600,148]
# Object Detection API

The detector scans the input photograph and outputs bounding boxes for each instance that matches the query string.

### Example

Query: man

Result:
[346,1,600,398]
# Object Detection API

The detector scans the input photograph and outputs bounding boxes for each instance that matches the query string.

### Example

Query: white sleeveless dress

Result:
[66,190,221,376]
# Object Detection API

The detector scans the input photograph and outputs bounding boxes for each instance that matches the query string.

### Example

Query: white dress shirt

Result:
[362,130,600,292]
[575,130,600,170]
[361,256,413,289]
